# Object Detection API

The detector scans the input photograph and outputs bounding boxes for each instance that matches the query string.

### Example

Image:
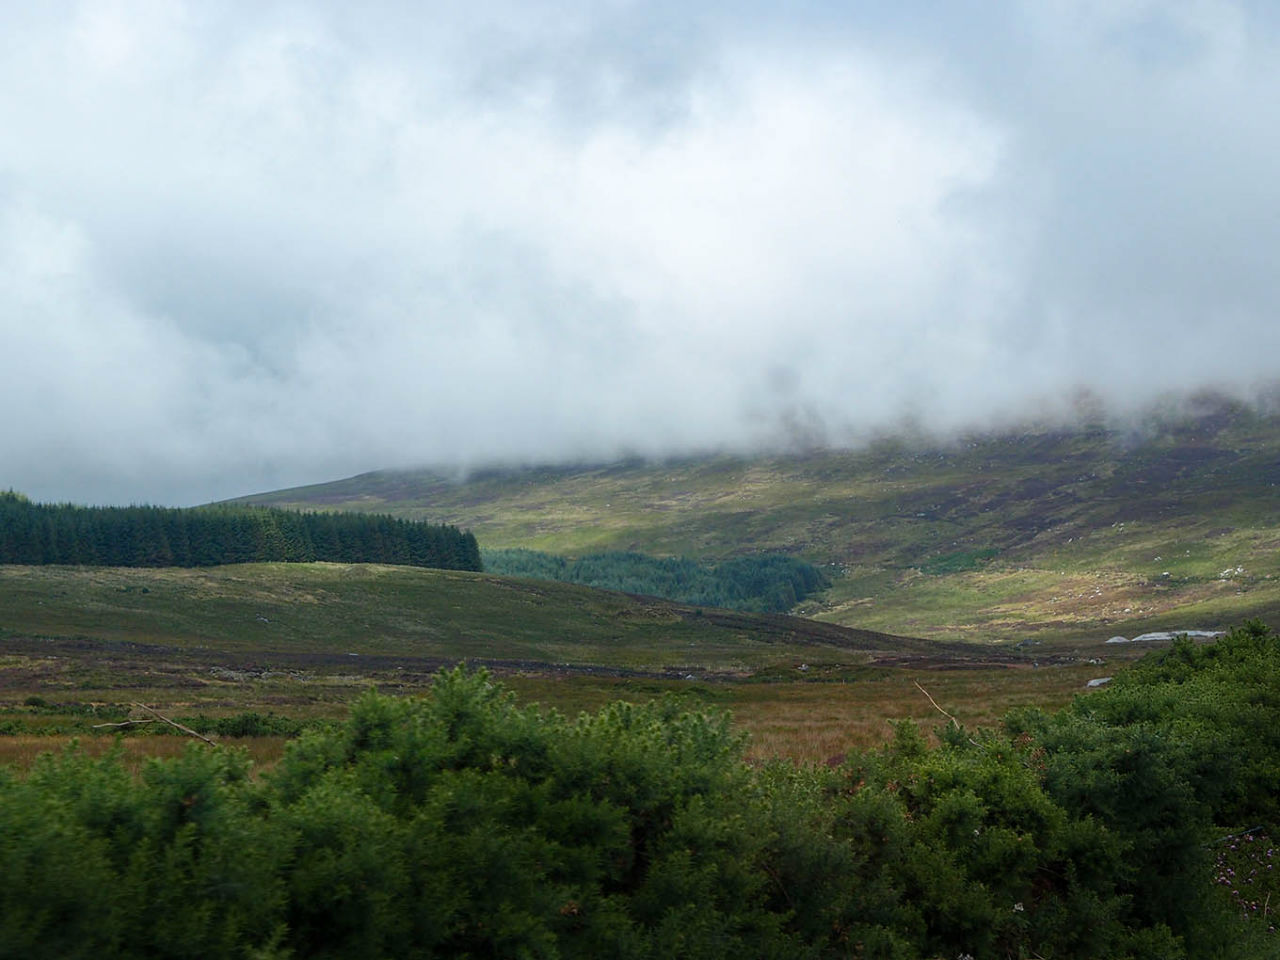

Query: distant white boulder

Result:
[1105,629,1224,644]
[1087,677,1113,687]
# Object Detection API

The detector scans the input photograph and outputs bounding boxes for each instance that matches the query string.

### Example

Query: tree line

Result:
[482,548,829,612]
[3,621,1276,958]
[0,491,481,571]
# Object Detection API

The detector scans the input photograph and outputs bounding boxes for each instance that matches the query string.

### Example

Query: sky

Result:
[2,0,1279,506]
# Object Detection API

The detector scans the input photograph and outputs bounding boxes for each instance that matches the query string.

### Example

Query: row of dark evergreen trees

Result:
[0,491,481,571]
[483,548,829,613]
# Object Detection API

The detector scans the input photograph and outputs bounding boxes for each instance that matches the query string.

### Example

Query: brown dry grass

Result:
[0,662,1108,771]
[734,663,1103,763]
[508,663,1106,764]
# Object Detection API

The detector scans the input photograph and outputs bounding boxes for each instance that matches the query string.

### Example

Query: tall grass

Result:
[0,734,290,773]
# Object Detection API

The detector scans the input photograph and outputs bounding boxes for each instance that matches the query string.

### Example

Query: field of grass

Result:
[0,562,903,672]
[0,647,1107,769]
[818,559,1280,646]
[0,561,1123,767]
[6,399,1275,769]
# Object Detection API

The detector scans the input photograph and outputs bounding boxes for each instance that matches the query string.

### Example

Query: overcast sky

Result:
[3,1,1279,505]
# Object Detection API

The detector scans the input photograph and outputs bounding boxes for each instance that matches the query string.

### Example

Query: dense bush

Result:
[0,672,802,959]
[483,548,828,613]
[179,712,311,739]
[1005,619,1280,957]
[266,674,799,959]
[1,623,1277,958]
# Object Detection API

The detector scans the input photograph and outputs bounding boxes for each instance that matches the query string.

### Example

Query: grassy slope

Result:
[235,399,1280,644]
[1,563,1046,765]
[0,562,954,673]
[0,562,1099,767]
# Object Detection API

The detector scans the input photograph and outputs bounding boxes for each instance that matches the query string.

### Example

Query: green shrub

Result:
[1006,620,1280,957]
[267,669,802,958]
[0,744,288,959]
[176,712,308,739]
[2,627,1278,959]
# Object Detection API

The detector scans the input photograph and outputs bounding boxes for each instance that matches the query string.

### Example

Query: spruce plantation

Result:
[0,493,481,572]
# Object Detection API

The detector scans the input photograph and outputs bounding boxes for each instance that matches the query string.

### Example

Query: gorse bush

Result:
[268,674,795,959]
[1004,619,1280,957]
[0,672,802,959]
[0,745,285,959]
[178,712,310,739]
[1214,831,1278,932]
[1,623,1278,958]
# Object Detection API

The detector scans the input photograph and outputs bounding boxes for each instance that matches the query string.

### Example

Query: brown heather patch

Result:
[734,663,1102,763]
[2,662,1110,770]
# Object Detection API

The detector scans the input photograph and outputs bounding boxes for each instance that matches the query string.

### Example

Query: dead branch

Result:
[913,680,983,748]
[91,718,159,729]
[913,679,960,728]
[130,702,220,746]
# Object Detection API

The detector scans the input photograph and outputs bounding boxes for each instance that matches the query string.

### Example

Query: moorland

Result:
[2,394,1276,764]
[236,394,1280,645]
[2,394,1279,956]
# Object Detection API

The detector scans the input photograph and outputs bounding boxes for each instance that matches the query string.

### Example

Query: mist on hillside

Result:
[4,3,1279,506]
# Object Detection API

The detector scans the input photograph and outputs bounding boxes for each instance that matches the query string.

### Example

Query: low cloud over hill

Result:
[3,2,1279,505]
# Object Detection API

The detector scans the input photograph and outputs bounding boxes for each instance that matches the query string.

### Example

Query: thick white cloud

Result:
[1,0,1277,504]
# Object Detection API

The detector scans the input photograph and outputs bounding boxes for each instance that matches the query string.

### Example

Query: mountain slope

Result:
[234,398,1280,643]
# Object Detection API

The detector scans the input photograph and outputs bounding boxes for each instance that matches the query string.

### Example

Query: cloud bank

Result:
[2,1,1278,504]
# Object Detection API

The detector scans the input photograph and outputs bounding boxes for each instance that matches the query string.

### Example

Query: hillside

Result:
[234,397,1280,643]
[1,562,1101,769]
[0,562,965,677]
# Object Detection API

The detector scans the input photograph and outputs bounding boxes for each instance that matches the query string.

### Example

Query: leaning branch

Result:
[130,702,220,746]
[913,680,982,748]
[913,679,960,728]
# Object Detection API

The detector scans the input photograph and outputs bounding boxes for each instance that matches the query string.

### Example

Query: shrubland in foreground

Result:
[2,622,1277,959]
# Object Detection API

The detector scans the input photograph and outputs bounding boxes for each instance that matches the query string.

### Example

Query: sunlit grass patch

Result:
[817,559,1280,646]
